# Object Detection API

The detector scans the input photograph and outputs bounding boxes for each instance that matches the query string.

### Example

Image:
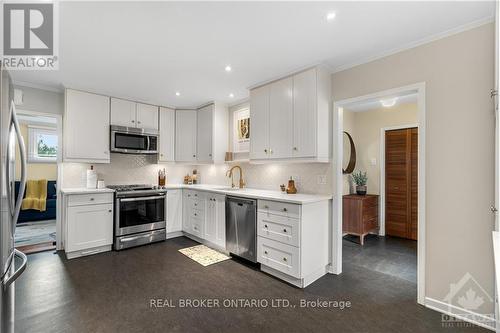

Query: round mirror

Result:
[342,131,356,174]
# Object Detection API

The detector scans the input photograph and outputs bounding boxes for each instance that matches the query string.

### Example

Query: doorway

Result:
[332,83,426,305]
[14,110,61,254]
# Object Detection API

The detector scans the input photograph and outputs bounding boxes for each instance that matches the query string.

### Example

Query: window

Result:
[28,126,58,163]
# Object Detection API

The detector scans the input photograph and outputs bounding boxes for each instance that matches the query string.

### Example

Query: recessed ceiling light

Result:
[326,12,336,21]
[175,91,180,96]
[225,65,232,72]
[229,93,234,98]
[380,98,398,108]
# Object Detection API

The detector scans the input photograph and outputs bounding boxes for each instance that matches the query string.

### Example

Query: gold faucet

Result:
[226,165,245,189]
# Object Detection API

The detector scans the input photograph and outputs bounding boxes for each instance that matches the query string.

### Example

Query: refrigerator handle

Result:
[2,249,27,288]
[7,101,27,236]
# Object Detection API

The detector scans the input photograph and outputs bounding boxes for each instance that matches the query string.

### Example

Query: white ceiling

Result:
[10,1,495,108]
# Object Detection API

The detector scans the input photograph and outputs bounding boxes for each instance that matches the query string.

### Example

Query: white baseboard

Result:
[425,297,495,331]
[166,231,184,239]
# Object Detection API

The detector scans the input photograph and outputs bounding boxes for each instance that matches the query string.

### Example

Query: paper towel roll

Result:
[86,169,97,189]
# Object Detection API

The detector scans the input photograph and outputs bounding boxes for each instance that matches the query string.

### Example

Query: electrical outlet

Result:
[317,175,327,185]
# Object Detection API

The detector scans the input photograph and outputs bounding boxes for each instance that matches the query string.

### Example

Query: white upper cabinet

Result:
[64,89,110,163]
[293,68,317,158]
[110,98,136,127]
[269,77,293,159]
[249,66,331,162]
[175,103,228,164]
[110,99,159,130]
[136,103,159,130]
[249,85,270,160]
[159,107,175,162]
[197,105,214,163]
[175,109,197,162]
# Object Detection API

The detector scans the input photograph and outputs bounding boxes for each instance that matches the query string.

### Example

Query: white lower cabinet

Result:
[205,193,226,249]
[182,190,226,250]
[166,189,183,234]
[257,199,329,288]
[63,192,114,259]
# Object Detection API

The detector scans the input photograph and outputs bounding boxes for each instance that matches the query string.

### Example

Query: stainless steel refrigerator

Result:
[0,62,28,332]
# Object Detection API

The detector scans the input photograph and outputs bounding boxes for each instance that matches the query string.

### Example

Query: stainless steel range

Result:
[108,184,167,250]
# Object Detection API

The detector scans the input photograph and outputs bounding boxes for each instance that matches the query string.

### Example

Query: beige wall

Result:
[332,23,495,313]
[15,124,58,181]
[344,103,418,195]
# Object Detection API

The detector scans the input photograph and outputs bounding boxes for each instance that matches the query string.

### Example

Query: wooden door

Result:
[385,127,418,240]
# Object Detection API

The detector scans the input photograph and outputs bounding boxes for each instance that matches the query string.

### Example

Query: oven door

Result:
[111,129,158,154]
[116,194,166,236]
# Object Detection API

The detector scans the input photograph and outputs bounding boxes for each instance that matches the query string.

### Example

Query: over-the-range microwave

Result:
[110,125,159,154]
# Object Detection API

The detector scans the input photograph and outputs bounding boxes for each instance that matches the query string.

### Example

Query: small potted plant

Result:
[352,171,368,195]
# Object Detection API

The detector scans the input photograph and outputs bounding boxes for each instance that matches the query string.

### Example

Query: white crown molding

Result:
[332,15,495,74]
[12,80,63,93]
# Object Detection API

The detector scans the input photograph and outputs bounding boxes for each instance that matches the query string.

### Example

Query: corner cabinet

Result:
[62,192,114,259]
[175,103,228,164]
[64,89,111,163]
[159,107,176,162]
[249,66,331,163]
[175,109,198,162]
[182,189,226,251]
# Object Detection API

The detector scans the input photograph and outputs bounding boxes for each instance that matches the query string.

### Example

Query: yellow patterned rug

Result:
[178,245,230,266]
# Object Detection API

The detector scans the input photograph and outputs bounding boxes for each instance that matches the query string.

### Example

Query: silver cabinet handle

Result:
[283,258,287,262]
[108,210,112,213]
[264,224,268,228]
[90,198,95,201]
[131,120,135,123]
[3,249,27,288]
[264,251,268,255]
[264,205,269,209]
[283,229,287,233]
[264,149,268,153]
[293,147,298,151]
[283,208,288,212]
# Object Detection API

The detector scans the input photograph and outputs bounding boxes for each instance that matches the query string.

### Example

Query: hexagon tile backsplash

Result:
[62,154,333,195]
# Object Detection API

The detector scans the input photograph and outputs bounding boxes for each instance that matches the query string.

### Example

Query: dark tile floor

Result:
[15,237,486,333]
[343,234,417,283]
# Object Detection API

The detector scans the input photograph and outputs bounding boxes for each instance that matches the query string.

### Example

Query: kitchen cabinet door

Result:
[136,103,159,130]
[293,68,317,158]
[167,189,183,233]
[110,98,136,127]
[64,89,110,163]
[175,110,197,162]
[197,105,213,163]
[249,85,270,160]
[66,203,113,252]
[159,107,175,162]
[204,196,217,243]
[269,77,293,159]
[214,194,226,249]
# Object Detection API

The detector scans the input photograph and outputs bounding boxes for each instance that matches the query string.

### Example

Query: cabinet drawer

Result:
[258,213,300,247]
[188,198,205,211]
[258,200,300,219]
[67,193,113,207]
[190,216,204,237]
[257,237,300,278]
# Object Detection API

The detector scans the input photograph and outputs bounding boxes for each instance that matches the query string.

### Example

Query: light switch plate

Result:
[317,175,327,185]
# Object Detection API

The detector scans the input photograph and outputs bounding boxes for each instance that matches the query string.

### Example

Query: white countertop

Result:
[167,184,332,204]
[60,184,331,204]
[61,188,115,195]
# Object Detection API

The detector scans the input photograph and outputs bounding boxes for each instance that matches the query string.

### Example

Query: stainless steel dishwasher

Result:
[225,196,257,263]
